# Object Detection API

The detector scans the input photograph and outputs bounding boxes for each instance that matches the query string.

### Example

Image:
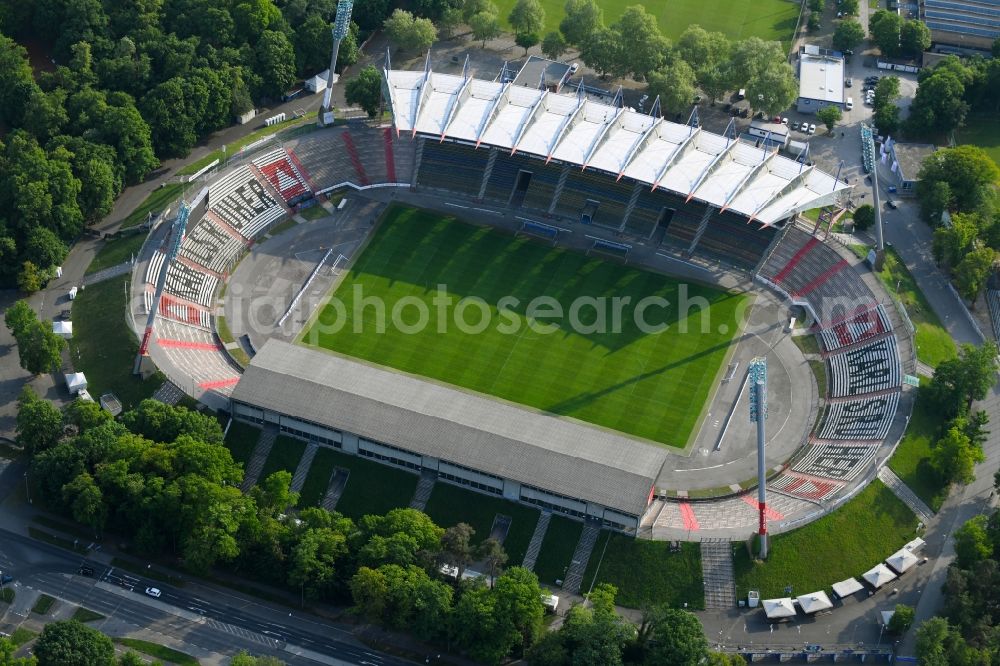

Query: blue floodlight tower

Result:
[321,0,354,125]
[748,357,769,559]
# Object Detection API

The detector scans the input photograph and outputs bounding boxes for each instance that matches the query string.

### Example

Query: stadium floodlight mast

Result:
[748,357,769,559]
[320,0,354,126]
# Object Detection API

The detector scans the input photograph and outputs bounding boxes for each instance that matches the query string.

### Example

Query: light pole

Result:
[24,471,30,504]
[320,0,355,126]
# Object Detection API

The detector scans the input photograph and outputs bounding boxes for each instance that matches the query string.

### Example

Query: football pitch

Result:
[492,0,800,45]
[303,206,748,449]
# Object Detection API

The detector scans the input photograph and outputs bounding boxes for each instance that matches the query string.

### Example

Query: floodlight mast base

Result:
[319,0,354,127]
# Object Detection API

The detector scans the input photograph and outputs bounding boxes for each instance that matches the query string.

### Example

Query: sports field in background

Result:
[303,206,747,449]
[492,0,800,45]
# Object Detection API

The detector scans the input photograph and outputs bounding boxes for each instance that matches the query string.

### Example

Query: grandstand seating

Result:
[482,151,523,203]
[178,215,247,275]
[988,288,1000,341]
[553,168,630,227]
[770,472,843,501]
[818,392,898,441]
[417,140,490,195]
[828,336,901,398]
[146,251,167,285]
[520,161,562,213]
[792,442,879,481]
[252,148,311,203]
[209,165,284,238]
[820,305,892,351]
[286,126,414,192]
[164,261,218,308]
[697,212,777,270]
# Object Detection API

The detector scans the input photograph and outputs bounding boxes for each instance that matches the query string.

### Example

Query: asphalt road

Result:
[0,525,413,666]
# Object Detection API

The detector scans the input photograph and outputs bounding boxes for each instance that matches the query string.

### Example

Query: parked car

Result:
[807,123,817,134]
[781,117,789,125]
[0,573,12,585]
[145,587,162,598]
[791,121,800,131]
[886,200,898,209]
[845,78,853,88]
[78,566,95,576]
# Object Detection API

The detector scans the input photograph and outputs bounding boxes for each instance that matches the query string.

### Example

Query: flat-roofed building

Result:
[797,50,846,114]
[921,0,1000,51]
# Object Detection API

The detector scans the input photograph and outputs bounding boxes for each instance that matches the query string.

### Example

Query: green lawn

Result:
[32,594,55,615]
[258,436,307,482]
[266,217,300,237]
[86,233,146,275]
[72,607,106,622]
[734,480,919,599]
[224,420,261,467]
[119,183,186,229]
[298,446,338,507]
[958,113,1000,168]
[423,482,540,566]
[0,588,13,603]
[9,628,36,647]
[533,516,583,585]
[888,390,949,512]
[582,533,704,609]
[116,638,199,666]
[849,245,957,367]
[792,334,819,355]
[492,0,799,44]
[323,449,419,521]
[304,206,746,449]
[300,204,331,221]
[68,277,163,409]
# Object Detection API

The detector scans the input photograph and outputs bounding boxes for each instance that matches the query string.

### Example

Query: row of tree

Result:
[907,53,1000,138]
[16,392,733,664]
[0,618,283,666]
[920,342,998,486]
[917,476,1000,664]
[0,0,363,289]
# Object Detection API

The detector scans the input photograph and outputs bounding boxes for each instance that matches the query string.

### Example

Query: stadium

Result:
[129,60,911,567]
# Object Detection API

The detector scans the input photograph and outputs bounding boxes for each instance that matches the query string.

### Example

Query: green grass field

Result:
[958,114,1000,168]
[492,0,799,44]
[582,533,704,609]
[734,480,919,598]
[304,206,746,449]
[533,516,583,585]
[423,482,540,565]
[86,233,146,275]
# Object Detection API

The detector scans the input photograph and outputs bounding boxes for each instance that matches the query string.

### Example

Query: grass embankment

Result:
[424,483,540,566]
[224,420,262,467]
[888,390,950,512]
[31,594,55,615]
[176,116,312,177]
[582,534,704,609]
[848,244,957,367]
[958,113,1000,168]
[257,436,307,482]
[86,233,147,275]
[298,447,338,508]
[69,277,164,409]
[317,449,419,521]
[734,480,919,598]
[72,607,105,622]
[533,517,583,586]
[119,183,186,230]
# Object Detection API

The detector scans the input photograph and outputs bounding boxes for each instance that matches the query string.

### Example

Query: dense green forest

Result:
[0,0,381,290]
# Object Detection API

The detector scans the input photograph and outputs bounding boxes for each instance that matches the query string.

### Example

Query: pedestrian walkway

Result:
[877,466,934,524]
[520,511,551,572]
[701,539,736,610]
[152,380,184,406]
[82,260,133,286]
[321,467,350,512]
[290,442,318,494]
[561,523,601,594]
[240,426,277,492]
[408,470,436,511]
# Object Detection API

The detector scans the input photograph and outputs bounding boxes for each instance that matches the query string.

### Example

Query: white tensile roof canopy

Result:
[886,547,919,574]
[762,598,797,619]
[863,563,898,588]
[796,591,833,614]
[384,68,851,226]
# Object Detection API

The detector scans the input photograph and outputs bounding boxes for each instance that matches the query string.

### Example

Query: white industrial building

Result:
[797,49,846,114]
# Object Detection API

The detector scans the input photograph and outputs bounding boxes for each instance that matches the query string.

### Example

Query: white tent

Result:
[762,598,796,620]
[881,610,895,626]
[797,591,833,614]
[53,320,73,339]
[305,69,338,93]
[64,372,87,394]
[886,547,919,574]
[863,563,898,589]
[832,578,864,599]
[903,537,925,552]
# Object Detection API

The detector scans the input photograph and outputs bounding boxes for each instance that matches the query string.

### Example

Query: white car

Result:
[144,587,162,598]
[807,124,816,135]
[781,117,789,125]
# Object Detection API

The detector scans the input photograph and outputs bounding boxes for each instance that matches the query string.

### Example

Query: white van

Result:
[845,97,854,111]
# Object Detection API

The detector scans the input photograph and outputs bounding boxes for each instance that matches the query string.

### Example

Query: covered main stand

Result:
[796,591,833,614]
[863,563,898,589]
[762,598,796,620]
